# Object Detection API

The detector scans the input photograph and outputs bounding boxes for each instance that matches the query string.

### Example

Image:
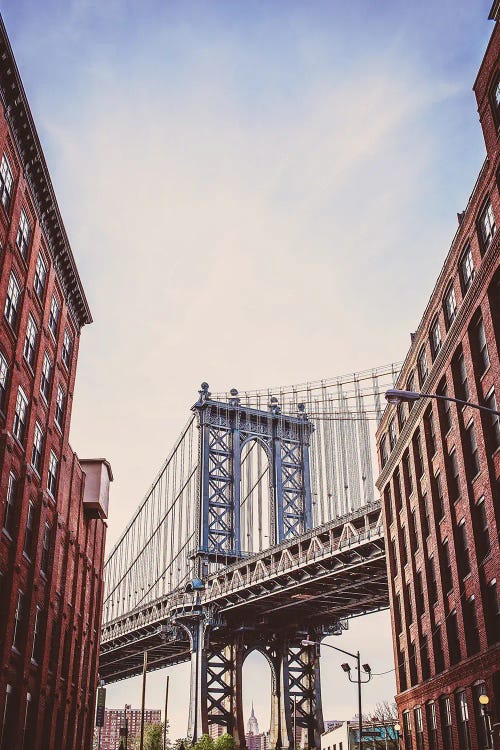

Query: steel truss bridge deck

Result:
[100,502,387,683]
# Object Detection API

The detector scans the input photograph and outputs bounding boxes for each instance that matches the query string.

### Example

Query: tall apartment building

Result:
[95,708,162,750]
[376,6,500,750]
[0,15,112,750]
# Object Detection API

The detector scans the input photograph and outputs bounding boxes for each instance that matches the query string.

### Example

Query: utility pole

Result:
[164,675,170,750]
[139,651,148,750]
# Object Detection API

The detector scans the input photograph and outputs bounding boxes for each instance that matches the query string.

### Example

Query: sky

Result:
[1,0,495,739]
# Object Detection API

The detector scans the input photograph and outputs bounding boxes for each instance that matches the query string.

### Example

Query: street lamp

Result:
[394,723,401,749]
[301,639,372,750]
[385,389,500,417]
[479,695,493,748]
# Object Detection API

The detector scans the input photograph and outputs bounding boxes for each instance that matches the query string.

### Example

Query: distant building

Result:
[208,717,225,740]
[245,704,269,750]
[321,720,399,750]
[94,707,161,750]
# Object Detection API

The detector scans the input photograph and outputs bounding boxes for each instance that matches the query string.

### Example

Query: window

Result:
[33,253,47,301]
[12,590,25,650]
[409,641,418,685]
[31,422,43,475]
[456,690,472,750]
[472,317,490,375]
[438,380,452,433]
[440,695,453,750]
[0,153,13,211]
[478,199,496,253]
[55,385,65,430]
[426,408,437,455]
[434,472,445,520]
[448,449,460,502]
[464,596,480,655]
[485,389,500,452]
[23,315,38,368]
[414,706,424,750]
[0,351,8,412]
[415,570,425,615]
[40,353,51,402]
[447,610,461,665]
[384,485,393,525]
[395,593,402,633]
[391,538,398,576]
[402,710,413,750]
[16,209,30,259]
[13,386,28,444]
[1,684,15,749]
[3,472,17,537]
[430,317,442,360]
[403,450,413,496]
[417,346,428,386]
[41,524,51,576]
[428,556,438,606]
[406,372,416,411]
[444,283,457,329]
[406,582,413,624]
[413,430,424,478]
[456,518,471,579]
[421,633,430,680]
[473,497,490,563]
[454,350,469,401]
[62,330,72,368]
[397,401,406,430]
[23,501,35,559]
[433,624,445,673]
[398,646,407,692]
[442,538,453,593]
[379,436,388,468]
[48,295,59,338]
[22,691,34,750]
[401,529,408,567]
[389,417,397,450]
[394,469,403,512]
[421,493,430,538]
[47,451,58,497]
[460,244,475,293]
[465,421,480,477]
[483,579,499,646]
[4,272,20,328]
[31,607,43,663]
[426,702,438,750]
[410,507,419,550]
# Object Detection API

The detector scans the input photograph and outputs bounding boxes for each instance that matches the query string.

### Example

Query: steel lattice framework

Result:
[100,364,400,748]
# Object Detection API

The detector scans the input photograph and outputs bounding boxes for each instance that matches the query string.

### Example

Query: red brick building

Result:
[0,15,112,750]
[94,708,162,750]
[376,6,500,750]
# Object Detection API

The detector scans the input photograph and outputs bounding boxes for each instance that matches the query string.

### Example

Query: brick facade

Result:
[94,708,162,750]
[0,14,111,750]
[376,9,500,750]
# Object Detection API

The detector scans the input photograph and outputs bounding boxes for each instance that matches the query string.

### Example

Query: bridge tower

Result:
[179,384,325,749]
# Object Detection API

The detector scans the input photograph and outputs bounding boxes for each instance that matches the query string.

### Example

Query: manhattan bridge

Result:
[100,364,400,748]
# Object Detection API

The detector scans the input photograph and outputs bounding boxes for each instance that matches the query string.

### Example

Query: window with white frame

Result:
[0,153,13,211]
[55,385,65,430]
[13,386,28,443]
[47,450,58,497]
[430,317,442,360]
[62,329,72,368]
[460,245,474,293]
[31,607,43,663]
[478,199,496,252]
[0,351,8,411]
[492,73,500,127]
[485,388,500,452]
[444,283,457,329]
[40,352,51,401]
[48,295,59,338]
[33,253,47,301]
[23,315,38,368]
[15,209,30,259]
[456,690,472,750]
[3,472,17,536]
[388,417,397,450]
[473,317,490,375]
[31,422,43,475]
[4,272,20,328]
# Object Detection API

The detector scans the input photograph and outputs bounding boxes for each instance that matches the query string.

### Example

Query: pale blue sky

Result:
[1,0,495,738]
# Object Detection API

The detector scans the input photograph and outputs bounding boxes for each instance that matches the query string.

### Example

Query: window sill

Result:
[492,445,500,460]
[22,551,32,564]
[11,646,21,655]
[478,551,492,567]
[479,365,491,382]
[469,471,481,485]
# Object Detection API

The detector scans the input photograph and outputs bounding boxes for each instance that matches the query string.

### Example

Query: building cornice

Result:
[0,14,92,329]
[376,232,500,489]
